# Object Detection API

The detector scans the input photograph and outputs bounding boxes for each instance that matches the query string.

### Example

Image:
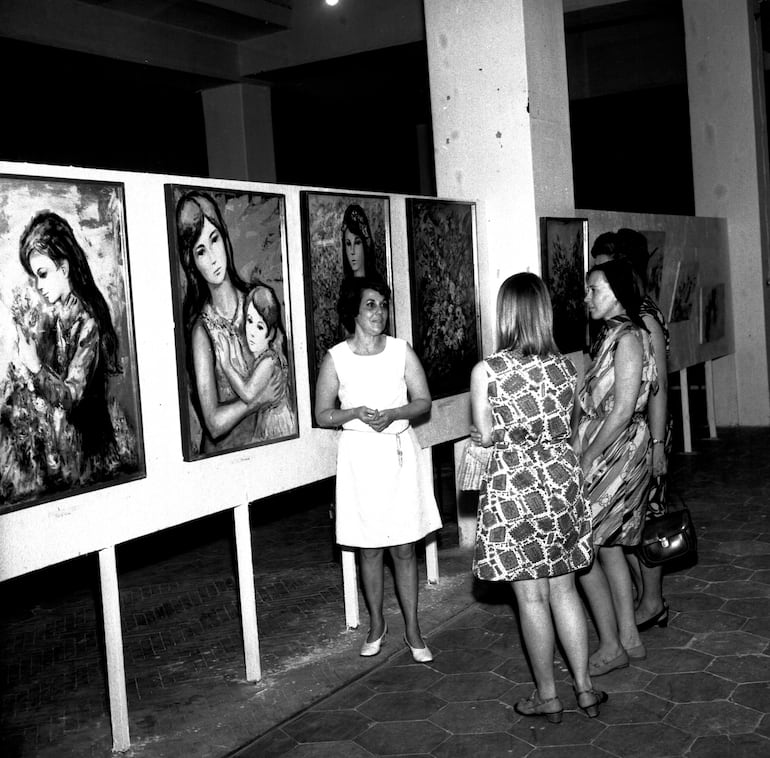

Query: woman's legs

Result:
[578,551,625,664]
[600,546,643,651]
[548,572,592,695]
[388,542,424,648]
[511,578,558,700]
[359,547,386,642]
[629,553,665,623]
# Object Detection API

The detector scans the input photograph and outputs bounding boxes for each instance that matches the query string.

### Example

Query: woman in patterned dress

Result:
[471,273,603,722]
[595,229,672,631]
[577,258,657,676]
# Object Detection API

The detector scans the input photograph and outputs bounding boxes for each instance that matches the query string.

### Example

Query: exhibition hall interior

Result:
[1,1,769,757]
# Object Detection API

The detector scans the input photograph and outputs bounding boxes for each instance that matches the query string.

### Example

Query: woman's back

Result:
[485,349,576,449]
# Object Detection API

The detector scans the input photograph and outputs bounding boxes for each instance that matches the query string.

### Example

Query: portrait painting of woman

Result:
[166,185,297,460]
[0,175,145,512]
[300,192,393,407]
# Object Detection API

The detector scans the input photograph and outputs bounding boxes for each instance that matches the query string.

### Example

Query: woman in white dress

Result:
[315,278,442,662]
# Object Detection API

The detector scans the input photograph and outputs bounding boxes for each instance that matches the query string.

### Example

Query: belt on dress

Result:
[341,425,410,466]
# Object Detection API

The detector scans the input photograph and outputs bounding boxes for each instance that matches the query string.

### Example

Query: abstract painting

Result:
[0,174,145,513]
[701,283,726,344]
[300,192,393,410]
[165,185,297,461]
[541,217,589,354]
[671,260,699,323]
[641,230,666,303]
[406,198,480,398]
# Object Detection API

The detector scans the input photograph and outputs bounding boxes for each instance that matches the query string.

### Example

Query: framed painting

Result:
[406,198,481,399]
[300,191,393,416]
[700,283,726,344]
[165,185,298,461]
[0,174,145,513]
[541,217,589,354]
[670,259,699,324]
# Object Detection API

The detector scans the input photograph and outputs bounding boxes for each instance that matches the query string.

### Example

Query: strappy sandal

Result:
[574,688,608,718]
[514,690,563,724]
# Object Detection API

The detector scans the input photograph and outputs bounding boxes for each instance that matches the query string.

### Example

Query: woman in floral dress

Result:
[577,258,657,676]
[472,273,603,723]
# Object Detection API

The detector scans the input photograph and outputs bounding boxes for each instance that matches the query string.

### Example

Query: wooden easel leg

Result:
[425,531,439,585]
[342,548,360,629]
[679,367,693,453]
[98,546,130,753]
[233,503,261,681]
[704,359,718,439]
[454,438,477,549]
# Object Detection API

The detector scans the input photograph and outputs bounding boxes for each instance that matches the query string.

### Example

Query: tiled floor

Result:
[2,428,770,757]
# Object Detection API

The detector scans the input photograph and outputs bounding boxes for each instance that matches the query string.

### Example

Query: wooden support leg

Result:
[704,359,718,439]
[421,445,439,584]
[341,548,360,629]
[233,503,261,682]
[454,438,477,549]
[98,546,130,753]
[679,367,693,453]
[425,531,439,585]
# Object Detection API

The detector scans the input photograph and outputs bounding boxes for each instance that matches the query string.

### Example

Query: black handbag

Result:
[639,498,697,566]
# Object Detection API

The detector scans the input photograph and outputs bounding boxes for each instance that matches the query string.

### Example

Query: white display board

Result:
[0,161,475,583]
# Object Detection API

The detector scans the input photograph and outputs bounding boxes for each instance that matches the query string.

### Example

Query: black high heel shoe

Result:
[574,688,608,718]
[636,600,669,631]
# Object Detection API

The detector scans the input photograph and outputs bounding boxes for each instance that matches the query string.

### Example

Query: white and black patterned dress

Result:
[473,349,593,581]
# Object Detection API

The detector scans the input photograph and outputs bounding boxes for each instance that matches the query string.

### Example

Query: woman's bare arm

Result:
[469,361,494,447]
[580,331,643,475]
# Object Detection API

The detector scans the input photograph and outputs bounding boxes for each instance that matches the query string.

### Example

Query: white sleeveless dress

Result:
[329,336,443,548]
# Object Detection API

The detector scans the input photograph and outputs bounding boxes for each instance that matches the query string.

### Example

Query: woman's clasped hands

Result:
[355,405,393,433]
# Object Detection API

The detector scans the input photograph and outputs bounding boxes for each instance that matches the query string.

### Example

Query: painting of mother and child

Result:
[166,186,298,461]
[0,175,145,513]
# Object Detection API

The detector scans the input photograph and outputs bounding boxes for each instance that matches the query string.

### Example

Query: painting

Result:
[640,230,666,302]
[541,217,589,354]
[0,174,145,513]
[671,260,699,323]
[165,185,297,461]
[701,283,726,344]
[406,198,480,399]
[300,192,393,411]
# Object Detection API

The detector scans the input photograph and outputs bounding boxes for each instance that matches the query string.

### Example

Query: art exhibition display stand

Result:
[0,160,477,752]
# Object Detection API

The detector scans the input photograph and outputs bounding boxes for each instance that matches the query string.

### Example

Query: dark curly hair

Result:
[337,277,391,334]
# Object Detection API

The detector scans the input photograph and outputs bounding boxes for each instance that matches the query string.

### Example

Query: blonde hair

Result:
[496,272,559,356]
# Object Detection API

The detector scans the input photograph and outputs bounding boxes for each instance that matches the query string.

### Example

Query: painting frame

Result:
[541,217,589,354]
[0,173,145,514]
[165,184,298,462]
[300,191,394,421]
[406,198,481,399]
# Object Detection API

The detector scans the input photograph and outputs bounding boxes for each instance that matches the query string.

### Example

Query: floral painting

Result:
[0,175,145,513]
[406,199,480,399]
[300,192,392,413]
[541,218,589,354]
[165,185,297,461]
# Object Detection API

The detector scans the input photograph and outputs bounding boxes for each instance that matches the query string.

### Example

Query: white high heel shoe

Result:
[360,623,387,657]
[404,635,433,663]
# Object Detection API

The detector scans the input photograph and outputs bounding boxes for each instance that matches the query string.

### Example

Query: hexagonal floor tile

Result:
[357,690,445,721]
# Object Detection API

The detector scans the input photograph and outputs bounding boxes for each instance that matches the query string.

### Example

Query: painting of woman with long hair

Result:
[0,177,144,511]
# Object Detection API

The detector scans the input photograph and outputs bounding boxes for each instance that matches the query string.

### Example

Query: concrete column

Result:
[201,83,276,182]
[424,0,574,353]
[682,0,770,425]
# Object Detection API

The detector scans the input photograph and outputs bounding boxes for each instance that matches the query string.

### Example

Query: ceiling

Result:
[77,0,293,41]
